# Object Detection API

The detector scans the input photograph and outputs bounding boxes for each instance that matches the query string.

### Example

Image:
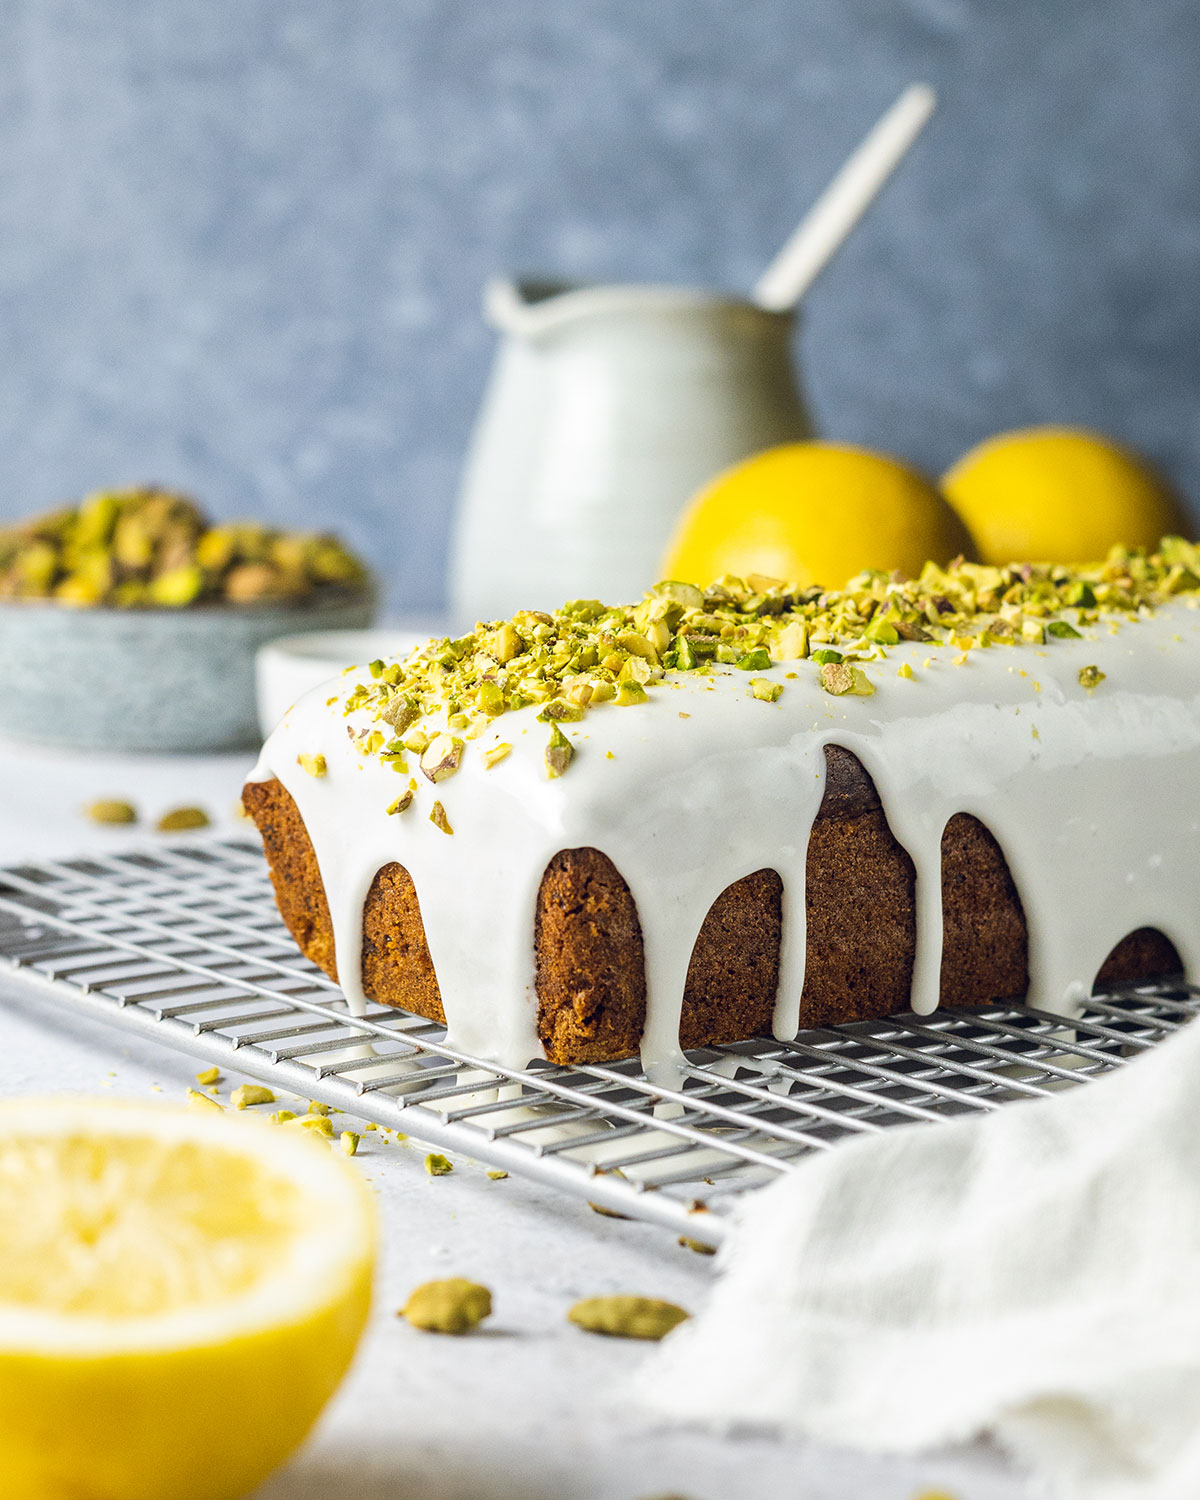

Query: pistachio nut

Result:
[400,1278,492,1335]
[567,1295,690,1341]
[85,799,137,825]
[156,806,211,832]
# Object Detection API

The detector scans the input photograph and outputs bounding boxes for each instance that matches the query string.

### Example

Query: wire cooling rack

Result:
[0,837,1194,1246]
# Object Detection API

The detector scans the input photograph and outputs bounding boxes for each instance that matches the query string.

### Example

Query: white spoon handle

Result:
[753,82,937,311]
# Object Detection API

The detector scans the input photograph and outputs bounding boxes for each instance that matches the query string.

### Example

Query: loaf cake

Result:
[245,542,1200,1073]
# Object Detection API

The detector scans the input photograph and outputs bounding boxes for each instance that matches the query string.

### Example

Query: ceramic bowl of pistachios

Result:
[0,488,377,751]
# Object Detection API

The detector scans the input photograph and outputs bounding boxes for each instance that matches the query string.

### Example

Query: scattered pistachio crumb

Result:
[589,1201,631,1220]
[231,1084,275,1109]
[363,1121,378,1131]
[750,677,783,702]
[677,1235,717,1256]
[308,1101,331,1115]
[481,741,512,769]
[297,753,327,778]
[486,1169,508,1180]
[340,1130,360,1156]
[300,1115,334,1137]
[271,1109,297,1125]
[425,1152,453,1176]
[897,661,915,680]
[194,1066,221,1087]
[186,1088,223,1111]
[429,801,453,835]
[400,1278,492,1334]
[386,789,413,815]
[1078,664,1106,690]
[85,799,137,825]
[567,1295,690,1340]
[156,806,210,832]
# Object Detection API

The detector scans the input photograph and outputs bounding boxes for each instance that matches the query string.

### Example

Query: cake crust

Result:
[243,744,1178,1065]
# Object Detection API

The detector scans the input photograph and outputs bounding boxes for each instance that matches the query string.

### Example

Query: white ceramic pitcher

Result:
[448,277,814,625]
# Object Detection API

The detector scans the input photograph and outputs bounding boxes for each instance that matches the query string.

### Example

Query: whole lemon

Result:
[660,442,976,590]
[942,426,1188,565]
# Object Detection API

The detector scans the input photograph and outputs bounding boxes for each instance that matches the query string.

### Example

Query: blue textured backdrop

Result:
[2,0,1198,610]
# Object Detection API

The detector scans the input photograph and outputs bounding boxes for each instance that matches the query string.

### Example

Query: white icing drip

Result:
[254,603,1200,1071]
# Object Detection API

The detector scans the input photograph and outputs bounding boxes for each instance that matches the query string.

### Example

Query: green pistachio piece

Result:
[1047,620,1082,639]
[380,695,419,733]
[820,662,874,697]
[812,648,844,665]
[425,1152,453,1176]
[230,1084,275,1109]
[429,801,453,835]
[772,620,809,660]
[614,680,648,707]
[420,734,464,783]
[481,742,512,769]
[1078,664,1106,690]
[750,677,783,702]
[401,1278,492,1335]
[735,647,772,671]
[537,698,585,722]
[297,753,327,778]
[545,723,574,778]
[386,789,414,815]
[567,1295,690,1341]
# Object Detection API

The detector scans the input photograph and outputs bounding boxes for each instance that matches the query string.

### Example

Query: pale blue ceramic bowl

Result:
[0,586,377,752]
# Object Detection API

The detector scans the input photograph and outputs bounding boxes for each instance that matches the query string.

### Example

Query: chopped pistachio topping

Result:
[297,753,327,778]
[185,1088,223,1112]
[419,733,464,783]
[299,1114,334,1137]
[820,662,874,697]
[194,1067,221,1087]
[340,1131,360,1156]
[336,540,1200,810]
[429,800,453,835]
[750,677,783,702]
[386,789,413,816]
[545,723,574,778]
[1079,664,1107,690]
[425,1152,453,1176]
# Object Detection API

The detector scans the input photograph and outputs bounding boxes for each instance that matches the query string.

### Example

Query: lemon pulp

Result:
[0,1098,376,1500]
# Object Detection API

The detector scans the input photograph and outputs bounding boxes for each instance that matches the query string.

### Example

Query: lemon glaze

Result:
[251,601,1200,1080]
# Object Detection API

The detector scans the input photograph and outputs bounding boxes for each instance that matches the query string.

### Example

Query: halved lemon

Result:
[0,1097,376,1500]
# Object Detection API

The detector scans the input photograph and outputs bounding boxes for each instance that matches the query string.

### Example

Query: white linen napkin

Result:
[636,1009,1200,1499]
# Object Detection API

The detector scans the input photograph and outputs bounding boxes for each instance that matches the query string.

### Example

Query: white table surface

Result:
[0,734,1032,1500]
